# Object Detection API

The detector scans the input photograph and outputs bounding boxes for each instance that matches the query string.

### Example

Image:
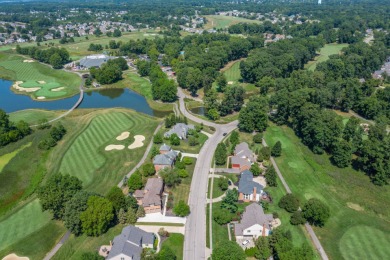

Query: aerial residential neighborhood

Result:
[0,0,389,260]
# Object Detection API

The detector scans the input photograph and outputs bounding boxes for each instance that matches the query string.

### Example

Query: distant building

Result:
[79,54,115,69]
[164,123,195,140]
[107,225,155,260]
[134,178,163,214]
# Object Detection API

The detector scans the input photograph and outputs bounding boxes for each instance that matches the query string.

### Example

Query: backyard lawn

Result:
[160,233,184,260]
[169,157,196,205]
[204,15,261,30]
[264,123,390,259]
[0,52,81,99]
[305,43,349,71]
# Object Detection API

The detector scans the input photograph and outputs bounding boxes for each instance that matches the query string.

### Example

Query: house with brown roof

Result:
[133,178,163,214]
[231,142,254,171]
[234,203,274,242]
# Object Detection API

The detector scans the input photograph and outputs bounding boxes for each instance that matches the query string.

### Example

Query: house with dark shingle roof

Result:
[79,54,115,68]
[231,142,254,171]
[107,225,155,260]
[133,178,163,214]
[153,144,178,171]
[164,123,195,140]
[234,203,273,241]
[159,143,172,154]
[238,170,264,202]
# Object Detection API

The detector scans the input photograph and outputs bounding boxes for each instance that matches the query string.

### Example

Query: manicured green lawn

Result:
[56,110,159,193]
[170,157,196,205]
[264,123,390,259]
[9,109,59,125]
[208,178,226,199]
[0,143,31,172]
[0,52,81,99]
[160,233,184,260]
[305,43,349,71]
[204,15,261,30]
[0,199,52,252]
[210,202,230,248]
[222,60,242,83]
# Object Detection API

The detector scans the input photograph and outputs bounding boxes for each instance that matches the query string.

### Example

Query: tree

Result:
[170,133,180,146]
[290,211,306,225]
[217,177,229,191]
[213,208,233,225]
[157,246,176,260]
[142,163,156,177]
[212,241,246,260]
[178,169,189,178]
[153,133,163,144]
[265,166,277,187]
[257,152,264,162]
[118,208,127,224]
[64,191,93,235]
[136,206,145,218]
[302,198,330,227]
[278,194,300,213]
[216,74,227,92]
[160,168,181,188]
[331,139,352,168]
[173,200,190,216]
[106,186,129,213]
[113,29,122,37]
[215,143,227,165]
[80,196,114,236]
[271,141,282,157]
[230,131,240,147]
[127,171,143,193]
[250,163,262,176]
[238,96,268,132]
[126,207,138,224]
[255,237,271,260]
[207,108,220,121]
[221,189,238,213]
[188,136,199,146]
[38,173,82,219]
[253,133,263,144]
[261,147,271,160]
[49,53,63,69]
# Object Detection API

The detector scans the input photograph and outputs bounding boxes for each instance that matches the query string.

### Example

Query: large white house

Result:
[235,203,274,241]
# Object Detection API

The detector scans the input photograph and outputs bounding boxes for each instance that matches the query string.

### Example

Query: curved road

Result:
[178,89,238,260]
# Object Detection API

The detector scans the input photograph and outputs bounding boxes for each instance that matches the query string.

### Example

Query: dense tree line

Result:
[90,57,128,84]
[16,45,70,69]
[0,109,31,147]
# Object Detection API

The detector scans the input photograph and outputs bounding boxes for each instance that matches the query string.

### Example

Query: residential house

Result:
[231,142,254,171]
[133,178,163,214]
[107,225,155,260]
[153,144,178,171]
[164,123,195,140]
[238,170,264,202]
[234,203,273,242]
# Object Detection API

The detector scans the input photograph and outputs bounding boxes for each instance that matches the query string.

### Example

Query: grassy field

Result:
[53,109,159,193]
[0,52,81,99]
[0,143,31,172]
[160,233,184,260]
[264,123,390,259]
[9,109,60,125]
[208,178,226,199]
[305,43,349,71]
[204,15,261,30]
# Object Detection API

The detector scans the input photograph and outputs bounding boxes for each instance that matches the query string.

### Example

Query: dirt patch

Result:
[128,135,145,149]
[105,144,125,151]
[37,96,46,100]
[51,87,65,92]
[2,253,30,260]
[116,131,130,141]
[227,81,234,85]
[13,81,40,92]
[23,59,34,63]
[347,202,364,211]
[37,80,46,84]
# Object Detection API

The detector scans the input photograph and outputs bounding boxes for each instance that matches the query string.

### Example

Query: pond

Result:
[0,79,168,117]
[189,106,206,116]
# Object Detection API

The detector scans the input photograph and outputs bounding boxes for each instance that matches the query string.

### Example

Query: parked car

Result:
[223,133,227,136]
[242,240,250,246]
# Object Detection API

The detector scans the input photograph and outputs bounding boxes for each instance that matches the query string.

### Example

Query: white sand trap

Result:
[37,96,46,100]
[128,135,145,149]
[227,81,234,85]
[105,144,125,151]
[51,87,65,92]
[116,131,130,141]
[2,253,30,260]
[23,59,34,63]
[37,80,46,84]
[12,81,40,92]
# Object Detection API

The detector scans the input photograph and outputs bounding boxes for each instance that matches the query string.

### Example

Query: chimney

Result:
[262,224,266,237]
[253,187,257,202]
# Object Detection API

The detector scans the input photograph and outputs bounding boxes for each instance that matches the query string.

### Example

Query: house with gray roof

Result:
[238,170,264,202]
[164,123,195,140]
[231,142,254,171]
[234,203,273,241]
[153,147,178,172]
[159,143,172,154]
[107,225,155,260]
[134,178,163,214]
[79,54,115,69]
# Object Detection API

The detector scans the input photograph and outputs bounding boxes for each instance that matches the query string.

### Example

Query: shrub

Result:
[182,157,193,165]
[217,177,229,191]
[173,200,190,216]
[213,208,233,225]
[250,163,262,176]
[261,147,271,160]
[278,194,300,213]
[175,161,186,169]
[153,133,163,144]
[253,133,263,143]
[178,169,189,178]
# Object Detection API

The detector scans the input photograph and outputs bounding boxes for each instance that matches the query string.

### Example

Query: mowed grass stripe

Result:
[0,199,51,251]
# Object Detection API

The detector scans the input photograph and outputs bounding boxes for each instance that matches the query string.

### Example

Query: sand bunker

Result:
[51,87,65,92]
[227,81,234,85]
[12,81,40,92]
[2,253,30,260]
[116,131,130,141]
[37,96,46,100]
[128,135,145,149]
[105,145,125,151]
[38,80,46,84]
[23,59,34,63]
[347,202,364,212]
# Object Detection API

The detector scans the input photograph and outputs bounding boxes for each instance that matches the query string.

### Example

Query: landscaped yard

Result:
[264,123,390,259]
[208,177,226,199]
[305,43,349,71]
[160,233,184,260]
[52,109,159,194]
[203,15,261,30]
[0,52,81,99]
[169,157,196,205]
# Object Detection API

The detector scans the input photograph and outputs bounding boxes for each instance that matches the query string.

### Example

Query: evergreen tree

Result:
[215,143,227,165]
[331,139,352,168]
[271,141,282,157]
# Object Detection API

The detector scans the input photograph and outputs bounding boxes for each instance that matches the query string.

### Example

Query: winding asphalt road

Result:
[178,89,238,260]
